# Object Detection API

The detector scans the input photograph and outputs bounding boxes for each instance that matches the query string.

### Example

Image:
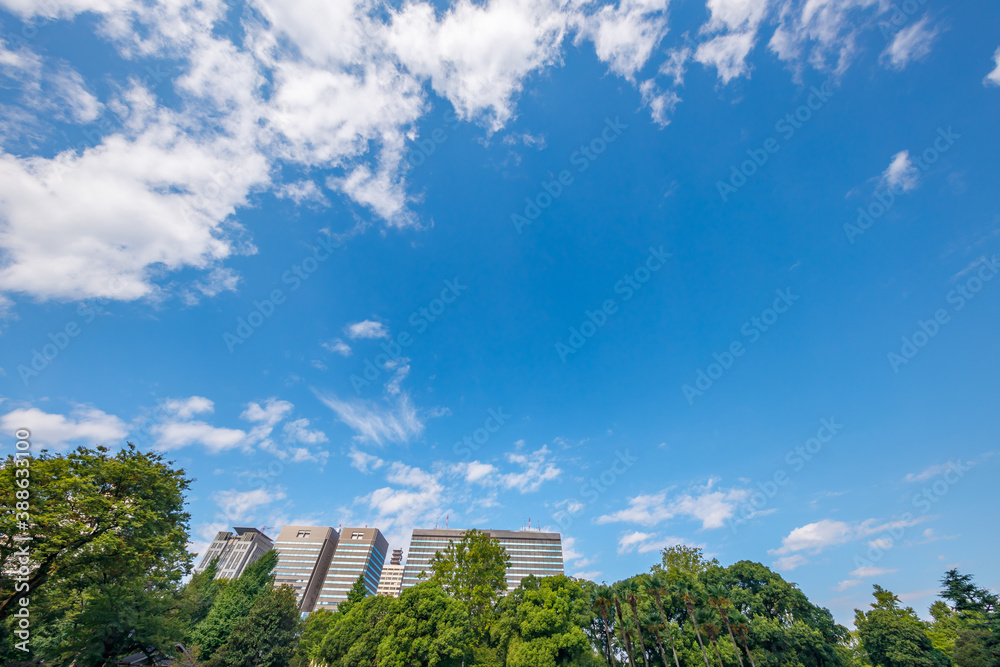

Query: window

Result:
[296,530,311,538]
[351,532,364,539]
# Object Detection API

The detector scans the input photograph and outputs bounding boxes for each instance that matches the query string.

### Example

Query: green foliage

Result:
[854,585,950,667]
[0,445,192,621]
[652,545,720,583]
[0,445,192,664]
[429,529,511,641]
[377,582,475,667]
[290,609,336,667]
[493,575,596,667]
[208,584,301,667]
[190,549,280,659]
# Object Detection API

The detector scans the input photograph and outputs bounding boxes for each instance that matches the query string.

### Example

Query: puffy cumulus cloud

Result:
[596,478,749,530]
[573,0,671,79]
[384,0,568,131]
[152,416,248,453]
[322,338,353,356]
[345,319,390,340]
[362,461,447,537]
[694,30,757,83]
[880,17,939,70]
[348,447,385,473]
[0,404,127,450]
[769,515,924,569]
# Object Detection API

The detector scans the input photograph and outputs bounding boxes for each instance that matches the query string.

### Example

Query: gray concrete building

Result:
[194,527,273,580]
[376,548,405,597]
[401,528,564,591]
[314,527,388,611]
[271,526,338,612]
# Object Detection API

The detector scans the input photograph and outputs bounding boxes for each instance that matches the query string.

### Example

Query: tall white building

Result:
[194,527,273,580]
[314,527,388,611]
[271,526,338,612]
[376,548,405,597]
[401,528,564,591]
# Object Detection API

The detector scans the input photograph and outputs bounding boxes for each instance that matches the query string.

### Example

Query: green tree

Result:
[652,546,720,582]
[0,445,192,621]
[493,575,599,667]
[190,549,279,659]
[376,582,473,667]
[289,609,335,667]
[208,585,300,667]
[428,528,510,641]
[1,445,192,664]
[854,585,950,667]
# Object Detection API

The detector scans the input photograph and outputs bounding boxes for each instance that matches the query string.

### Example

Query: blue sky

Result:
[1,0,999,625]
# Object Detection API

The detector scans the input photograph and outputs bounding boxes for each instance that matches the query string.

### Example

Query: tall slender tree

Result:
[707,584,745,667]
[626,585,650,666]
[594,587,619,667]
[647,576,681,667]
[732,614,757,667]
[615,595,638,667]
[679,581,712,667]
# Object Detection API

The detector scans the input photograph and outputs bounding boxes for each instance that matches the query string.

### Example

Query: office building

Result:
[314,527,388,611]
[272,526,338,612]
[376,548,405,597]
[401,528,564,591]
[194,527,273,580]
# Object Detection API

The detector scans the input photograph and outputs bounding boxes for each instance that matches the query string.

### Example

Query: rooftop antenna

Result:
[446,515,449,529]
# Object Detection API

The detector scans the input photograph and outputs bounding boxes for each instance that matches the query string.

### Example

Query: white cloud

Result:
[769,0,880,76]
[322,338,352,356]
[213,487,287,523]
[240,398,295,427]
[904,460,970,482]
[348,447,385,473]
[344,319,390,340]
[771,518,854,555]
[639,79,681,127]
[616,530,687,554]
[276,179,328,206]
[283,417,328,444]
[363,461,445,534]
[457,460,499,484]
[572,570,602,580]
[770,516,924,567]
[695,30,757,83]
[163,396,215,419]
[773,554,808,571]
[850,565,899,578]
[596,479,748,530]
[882,150,920,192]
[835,579,862,591]
[880,17,938,70]
[499,445,561,492]
[152,419,248,453]
[574,0,671,79]
[986,47,1000,86]
[314,390,424,445]
[0,405,127,450]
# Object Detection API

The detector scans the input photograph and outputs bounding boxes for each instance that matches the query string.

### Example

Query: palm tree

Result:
[698,610,725,667]
[625,585,650,666]
[614,594,638,667]
[707,584,745,667]
[594,588,619,667]
[732,613,757,667]
[647,576,681,667]
[678,581,712,667]
[648,620,671,667]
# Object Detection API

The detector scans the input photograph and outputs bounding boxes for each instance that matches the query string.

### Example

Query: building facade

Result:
[194,527,273,580]
[271,526,338,612]
[401,528,564,591]
[314,527,388,611]
[375,548,405,597]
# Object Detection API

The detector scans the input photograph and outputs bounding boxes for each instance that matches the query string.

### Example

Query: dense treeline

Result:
[2,447,998,666]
